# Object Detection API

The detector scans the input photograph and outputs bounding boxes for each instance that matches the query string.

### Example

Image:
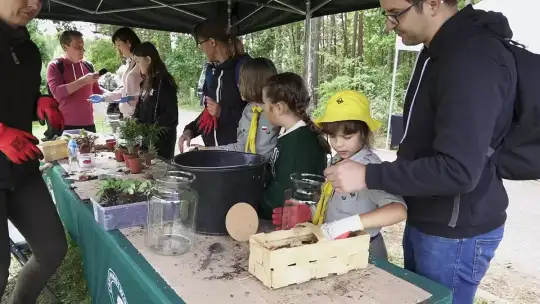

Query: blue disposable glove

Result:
[89,94,104,103]
[113,96,133,103]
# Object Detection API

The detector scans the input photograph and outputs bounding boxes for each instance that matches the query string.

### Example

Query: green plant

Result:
[74,129,98,151]
[118,118,143,154]
[141,123,166,155]
[98,178,155,207]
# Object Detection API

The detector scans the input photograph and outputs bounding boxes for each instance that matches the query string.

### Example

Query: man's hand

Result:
[272,200,313,230]
[324,158,367,193]
[37,96,64,131]
[0,123,43,164]
[80,73,100,85]
[206,97,221,117]
[178,130,193,153]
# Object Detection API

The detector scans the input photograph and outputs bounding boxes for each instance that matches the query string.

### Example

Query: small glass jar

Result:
[145,171,198,256]
[279,173,325,230]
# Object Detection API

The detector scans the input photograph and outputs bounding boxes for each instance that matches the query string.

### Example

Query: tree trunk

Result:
[341,13,348,58]
[357,11,364,60]
[352,11,358,58]
[311,17,321,106]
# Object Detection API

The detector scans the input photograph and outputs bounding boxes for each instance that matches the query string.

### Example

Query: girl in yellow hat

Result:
[275,90,407,260]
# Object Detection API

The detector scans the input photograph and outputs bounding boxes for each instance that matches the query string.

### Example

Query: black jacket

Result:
[0,22,42,190]
[184,55,248,146]
[134,72,178,160]
[366,5,516,238]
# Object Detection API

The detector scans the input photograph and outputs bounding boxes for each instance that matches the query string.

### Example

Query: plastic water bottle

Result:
[68,139,79,172]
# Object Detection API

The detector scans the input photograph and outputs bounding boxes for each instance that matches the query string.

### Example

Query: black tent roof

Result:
[39,0,379,35]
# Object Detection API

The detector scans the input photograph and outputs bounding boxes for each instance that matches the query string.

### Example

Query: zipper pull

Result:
[11,48,19,64]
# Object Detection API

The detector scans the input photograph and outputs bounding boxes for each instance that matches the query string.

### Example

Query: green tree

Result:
[85,38,122,72]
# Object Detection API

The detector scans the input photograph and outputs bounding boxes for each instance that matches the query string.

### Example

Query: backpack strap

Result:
[82,60,95,73]
[234,55,249,86]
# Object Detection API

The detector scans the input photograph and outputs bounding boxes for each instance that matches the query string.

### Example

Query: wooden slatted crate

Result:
[248,223,370,289]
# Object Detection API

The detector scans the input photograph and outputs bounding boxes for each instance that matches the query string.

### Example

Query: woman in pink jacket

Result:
[89,28,143,118]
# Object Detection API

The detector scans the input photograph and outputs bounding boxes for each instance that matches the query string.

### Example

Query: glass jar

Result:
[145,171,198,256]
[279,173,325,230]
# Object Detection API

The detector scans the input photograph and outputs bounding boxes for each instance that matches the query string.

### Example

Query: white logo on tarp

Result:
[107,268,127,304]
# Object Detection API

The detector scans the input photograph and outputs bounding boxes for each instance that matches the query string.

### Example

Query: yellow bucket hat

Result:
[315,90,381,132]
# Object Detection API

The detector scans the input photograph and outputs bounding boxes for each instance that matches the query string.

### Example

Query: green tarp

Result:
[39,0,380,35]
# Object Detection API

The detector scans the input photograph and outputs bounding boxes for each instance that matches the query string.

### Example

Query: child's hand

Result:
[272,200,312,230]
[320,215,364,240]
[189,144,205,151]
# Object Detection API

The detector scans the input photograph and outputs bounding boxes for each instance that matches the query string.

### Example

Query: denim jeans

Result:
[403,225,504,304]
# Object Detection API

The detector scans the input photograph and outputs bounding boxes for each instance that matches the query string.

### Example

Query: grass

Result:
[1,235,90,304]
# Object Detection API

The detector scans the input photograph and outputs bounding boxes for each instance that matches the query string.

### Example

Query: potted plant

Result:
[91,178,155,231]
[118,119,143,172]
[141,123,166,166]
[75,129,98,154]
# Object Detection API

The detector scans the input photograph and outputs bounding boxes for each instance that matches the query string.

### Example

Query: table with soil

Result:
[122,224,442,304]
[45,159,452,304]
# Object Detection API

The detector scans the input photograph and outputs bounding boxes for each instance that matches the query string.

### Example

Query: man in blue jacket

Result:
[325,1,516,303]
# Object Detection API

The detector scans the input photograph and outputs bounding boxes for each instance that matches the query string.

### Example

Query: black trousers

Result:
[64,124,97,133]
[0,176,67,303]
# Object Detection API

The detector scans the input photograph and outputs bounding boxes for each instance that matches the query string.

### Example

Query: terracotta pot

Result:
[114,149,124,162]
[106,139,117,152]
[127,158,142,174]
[123,153,137,169]
[79,144,91,154]
[143,153,154,166]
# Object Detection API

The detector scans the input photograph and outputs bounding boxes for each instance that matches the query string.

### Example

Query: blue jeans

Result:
[403,225,504,304]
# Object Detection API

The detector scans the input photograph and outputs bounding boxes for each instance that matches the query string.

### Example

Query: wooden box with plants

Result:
[248,223,370,289]
[117,118,144,173]
[91,178,154,231]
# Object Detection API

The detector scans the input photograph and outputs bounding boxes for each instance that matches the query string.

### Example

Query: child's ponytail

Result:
[263,72,331,154]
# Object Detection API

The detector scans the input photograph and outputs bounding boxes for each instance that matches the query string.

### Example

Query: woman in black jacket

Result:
[177,18,250,152]
[0,1,67,302]
[133,42,178,160]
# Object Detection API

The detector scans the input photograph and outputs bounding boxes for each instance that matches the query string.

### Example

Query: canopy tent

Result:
[386,0,540,148]
[39,0,379,35]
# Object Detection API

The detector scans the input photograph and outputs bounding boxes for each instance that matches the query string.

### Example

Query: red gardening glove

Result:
[37,96,64,131]
[0,123,43,164]
[198,109,215,135]
[272,200,313,231]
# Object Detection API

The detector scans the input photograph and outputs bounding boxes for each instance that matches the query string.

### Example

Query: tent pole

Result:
[303,0,312,100]
[386,46,400,150]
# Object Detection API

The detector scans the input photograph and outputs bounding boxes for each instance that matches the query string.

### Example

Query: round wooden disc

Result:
[226,203,259,242]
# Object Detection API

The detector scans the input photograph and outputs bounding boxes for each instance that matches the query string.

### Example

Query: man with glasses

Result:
[46,30,103,132]
[0,0,68,302]
[324,1,516,302]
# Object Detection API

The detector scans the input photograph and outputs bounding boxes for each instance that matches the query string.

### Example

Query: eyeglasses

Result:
[382,0,422,25]
[196,39,209,49]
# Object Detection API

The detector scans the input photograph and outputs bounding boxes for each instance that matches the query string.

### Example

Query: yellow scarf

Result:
[245,105,263,153]
[312,181,334,225]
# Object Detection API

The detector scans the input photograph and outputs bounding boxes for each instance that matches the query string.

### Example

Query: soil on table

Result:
[99,189,146,207]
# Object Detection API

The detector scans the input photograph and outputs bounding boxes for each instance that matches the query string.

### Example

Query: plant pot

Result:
[127,158,142,174]
[114,149,124,162]
[143,153,154,166]
[79,144,91,154]
[106,139,117,152]
[123,153,137,170]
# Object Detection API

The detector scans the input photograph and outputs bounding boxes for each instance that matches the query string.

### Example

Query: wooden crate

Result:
[39,140,68,162]
[248,223,370,289]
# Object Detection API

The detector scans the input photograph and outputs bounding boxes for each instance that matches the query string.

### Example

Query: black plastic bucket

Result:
[171,150,267,235]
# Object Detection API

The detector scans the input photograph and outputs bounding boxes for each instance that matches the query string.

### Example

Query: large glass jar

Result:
[145,171,197,256]
[279,173,325,230]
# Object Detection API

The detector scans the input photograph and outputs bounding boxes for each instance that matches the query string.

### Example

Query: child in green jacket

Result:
[258,72,330,220]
